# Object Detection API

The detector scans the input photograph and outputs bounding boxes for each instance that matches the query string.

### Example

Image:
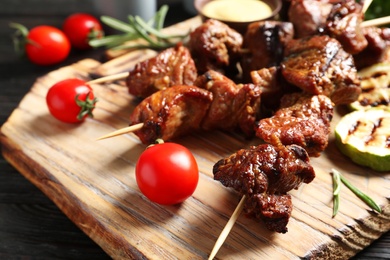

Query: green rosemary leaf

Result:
[101,16,136,33]
[134,16,188,40]
[89,34,138,48]
[128,16,159,46]
[154,4,169,30]
[332,169,382,213]
[331,169,341,217]
[90,5,186,51]
[332,169,341,196]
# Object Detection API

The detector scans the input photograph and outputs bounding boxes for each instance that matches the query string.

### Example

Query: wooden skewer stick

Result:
[362,0,373,13]
[361,16,390,28]
[96,123,144,140]
[208,195,246,260]
[94,15,390,142]
[87,71,128,85]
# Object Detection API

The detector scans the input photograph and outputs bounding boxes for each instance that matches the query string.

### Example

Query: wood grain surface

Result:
[1,15,390,258]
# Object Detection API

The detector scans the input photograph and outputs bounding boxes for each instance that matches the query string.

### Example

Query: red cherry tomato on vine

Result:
[63,13,103,50]
[136,141,199,205]
[26,25,71,65]
[46,78,97,123]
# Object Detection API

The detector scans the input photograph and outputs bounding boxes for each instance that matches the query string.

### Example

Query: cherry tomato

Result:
[46,78,97,123]
[26,25,71,65]
[63,13,103,50]
[135,141,199,205]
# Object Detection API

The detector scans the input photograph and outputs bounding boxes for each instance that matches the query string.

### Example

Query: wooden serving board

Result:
[1,17,390,259]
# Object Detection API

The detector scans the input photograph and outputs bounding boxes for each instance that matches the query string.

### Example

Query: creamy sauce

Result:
[202,0,273,22]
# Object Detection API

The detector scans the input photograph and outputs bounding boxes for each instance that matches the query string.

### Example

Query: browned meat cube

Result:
[126,44,197,98]
[129,85,212,144]
[213,143,315,233]
[354,27,390,70]
[281,35,361,105]
[188,19,243,76]
[251,66,300,110]
[241,20,294,82]
[245,193,292,234]
[256,93,334,157]
[325,0,367,55]
[288,0,333,38]
[195,70,262,136]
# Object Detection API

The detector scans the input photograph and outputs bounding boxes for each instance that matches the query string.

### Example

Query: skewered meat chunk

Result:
[129,85,212,144]
[288,0,333,38]
[213,143,315,233]
[241,20,294,82]
[128,70,262,144]
[288,0,367,54]
[354,27,390,70]
[251,66,300,111]
[256,93,334,157]
[246,193,292,234]
[188,19,243,76]
[195,70,262,136]
[281,35,361,105]
[325,0,367,55]
[126,44,197,98]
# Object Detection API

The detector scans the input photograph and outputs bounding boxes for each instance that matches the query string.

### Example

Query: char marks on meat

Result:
[188,19,243,76]
[241,21,294,82]
[288,0,367,55]
[281,35,361,105]
[129,85,212,144]
[195,70,262,136]
[126,44,197,98]
[256,93,334,157]
[213,143,315,233]
[325,0,367,54]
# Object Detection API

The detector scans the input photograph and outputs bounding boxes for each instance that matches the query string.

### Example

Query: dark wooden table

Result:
[0,1,389,259]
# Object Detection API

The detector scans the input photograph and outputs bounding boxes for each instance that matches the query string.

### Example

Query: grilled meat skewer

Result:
[281,35,361,105]
[126,44,198,98]
[256,92,334,157]
[213,143,316,233]
[129,70,262,144]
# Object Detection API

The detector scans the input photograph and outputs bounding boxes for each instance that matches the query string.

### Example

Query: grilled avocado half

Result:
[335,109,390,172]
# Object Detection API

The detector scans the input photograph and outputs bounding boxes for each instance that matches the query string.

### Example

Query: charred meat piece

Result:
[129,71,262,144]
[241,20,294,82]
[281,35,361,105]
[246,193,292,234]
[195,70,262,136]
[188,19,243,76]
[288,0,333,38]
[354,27,390,70]
[129,85,212,144]
[251,66,300,111]
[325,0,367,55]
[213,143,315,233]
[256,93,334,157]
[126,44,197,98]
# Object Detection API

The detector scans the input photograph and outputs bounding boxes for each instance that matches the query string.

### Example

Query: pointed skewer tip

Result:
[96,123,144,141]
[208,195,246,260]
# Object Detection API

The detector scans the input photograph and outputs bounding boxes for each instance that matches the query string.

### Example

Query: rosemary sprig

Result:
[89,5,188,51]
[331,170,341,217]
[331,169,382,217]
